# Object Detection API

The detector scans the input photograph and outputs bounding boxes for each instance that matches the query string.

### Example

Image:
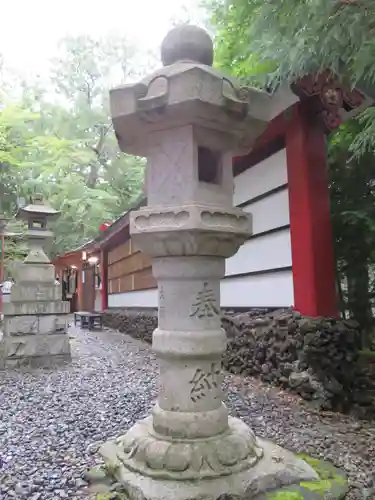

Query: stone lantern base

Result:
[0,262,71,369]
[98,417,348,500]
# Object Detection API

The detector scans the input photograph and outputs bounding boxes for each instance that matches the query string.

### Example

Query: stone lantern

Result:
[0,195,71,369]
[17,193,60,264]
[0,213,9,315]
[99,25,318,500]
[0,214,9,282]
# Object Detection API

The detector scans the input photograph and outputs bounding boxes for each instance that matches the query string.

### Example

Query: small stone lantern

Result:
[0,214,9,279]
[99,25,318,500]
[0,195,71,369]
[0,214,9,313]
[17,194,60,264]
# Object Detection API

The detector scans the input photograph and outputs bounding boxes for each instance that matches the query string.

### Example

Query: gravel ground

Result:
[0,325,374,500]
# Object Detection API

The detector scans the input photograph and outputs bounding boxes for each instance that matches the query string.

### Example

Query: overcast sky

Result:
[0,0,206,77]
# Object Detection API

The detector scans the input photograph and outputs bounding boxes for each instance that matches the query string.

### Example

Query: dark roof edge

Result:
[89,195,147,250]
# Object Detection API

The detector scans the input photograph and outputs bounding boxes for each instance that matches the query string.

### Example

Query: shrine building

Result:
[53,73,374,317]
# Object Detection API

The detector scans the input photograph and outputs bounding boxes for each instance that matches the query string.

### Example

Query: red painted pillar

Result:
[286,103,338,317]
[100,250,108,311]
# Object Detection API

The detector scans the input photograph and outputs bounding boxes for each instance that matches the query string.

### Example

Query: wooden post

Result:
[76,262,83,311]
[100,250,108,311]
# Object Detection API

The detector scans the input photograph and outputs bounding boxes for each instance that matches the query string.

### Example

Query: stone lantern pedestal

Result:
[0,195,71,369]
[98,25,320,500]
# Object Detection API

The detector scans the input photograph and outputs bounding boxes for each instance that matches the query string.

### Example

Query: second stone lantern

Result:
[100,25,318,500]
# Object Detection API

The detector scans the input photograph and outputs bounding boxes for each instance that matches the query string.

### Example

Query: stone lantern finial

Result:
[161,24,214,66]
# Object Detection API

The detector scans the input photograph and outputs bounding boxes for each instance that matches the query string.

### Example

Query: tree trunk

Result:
[86,163,100,189]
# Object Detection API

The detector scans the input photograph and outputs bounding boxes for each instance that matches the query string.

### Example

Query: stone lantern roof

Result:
[110,24,272,157]
[16,194,60,222]
[0,214,9,233]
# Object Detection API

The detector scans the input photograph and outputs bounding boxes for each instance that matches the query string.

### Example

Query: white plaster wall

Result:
[225,228,292,276]
[108,148,294,309]
[227,147,292,279]
[107,270,294,309]
[233,148,288,206]
[244,189,290,234]
[221,271,294,308]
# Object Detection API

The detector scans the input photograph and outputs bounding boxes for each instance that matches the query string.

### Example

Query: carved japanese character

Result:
[189,363,221,402]
[190,282,219,318]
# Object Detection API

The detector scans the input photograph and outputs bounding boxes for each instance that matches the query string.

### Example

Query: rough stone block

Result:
[3,301,70,316]
[4,353,71,369]
[4,333,71,360]
[10,283,61,302]
[15,262,56,282]
[3,314,68,336]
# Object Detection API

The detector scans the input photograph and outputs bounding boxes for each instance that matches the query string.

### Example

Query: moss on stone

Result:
[297,453,346,484]
[300,479,333,494]
[104,462,119,478]
[265,454,348,499]
[267,491,304,500]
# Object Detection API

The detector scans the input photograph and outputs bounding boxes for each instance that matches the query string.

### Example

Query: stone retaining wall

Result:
[103,308,375,418]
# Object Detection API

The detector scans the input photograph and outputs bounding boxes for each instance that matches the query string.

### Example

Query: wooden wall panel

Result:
[108,241,132,265]
[107,238,156,294]
[134,268,157,290]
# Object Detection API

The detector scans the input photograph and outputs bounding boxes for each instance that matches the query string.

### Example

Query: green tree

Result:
[209,0,375,87]
[1,34,145,256]
[44,34,145,253]
[328,121,375,341]
[208,0,375,153]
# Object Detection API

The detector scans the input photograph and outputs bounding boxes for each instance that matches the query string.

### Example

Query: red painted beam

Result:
[233,107,294,166]
[286,102,338,317]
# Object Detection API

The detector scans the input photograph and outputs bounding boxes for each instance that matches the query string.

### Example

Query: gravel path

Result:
[0,326,374,500]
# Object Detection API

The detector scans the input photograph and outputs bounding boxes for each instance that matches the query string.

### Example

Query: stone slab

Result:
[3,301,70,316]
[14,262,55,282]
[4,353,71,369]
[3,315,68,336]
[4,333,71,360]
[10,283,61,302]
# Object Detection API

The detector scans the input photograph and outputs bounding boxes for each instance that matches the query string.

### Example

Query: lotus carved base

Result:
[99,416,319,500]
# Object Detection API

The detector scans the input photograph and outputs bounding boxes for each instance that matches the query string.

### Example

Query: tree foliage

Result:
[209,0,375,87]
[328,121,375,333]
[0,34,145,259]
[208,0,375,154]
